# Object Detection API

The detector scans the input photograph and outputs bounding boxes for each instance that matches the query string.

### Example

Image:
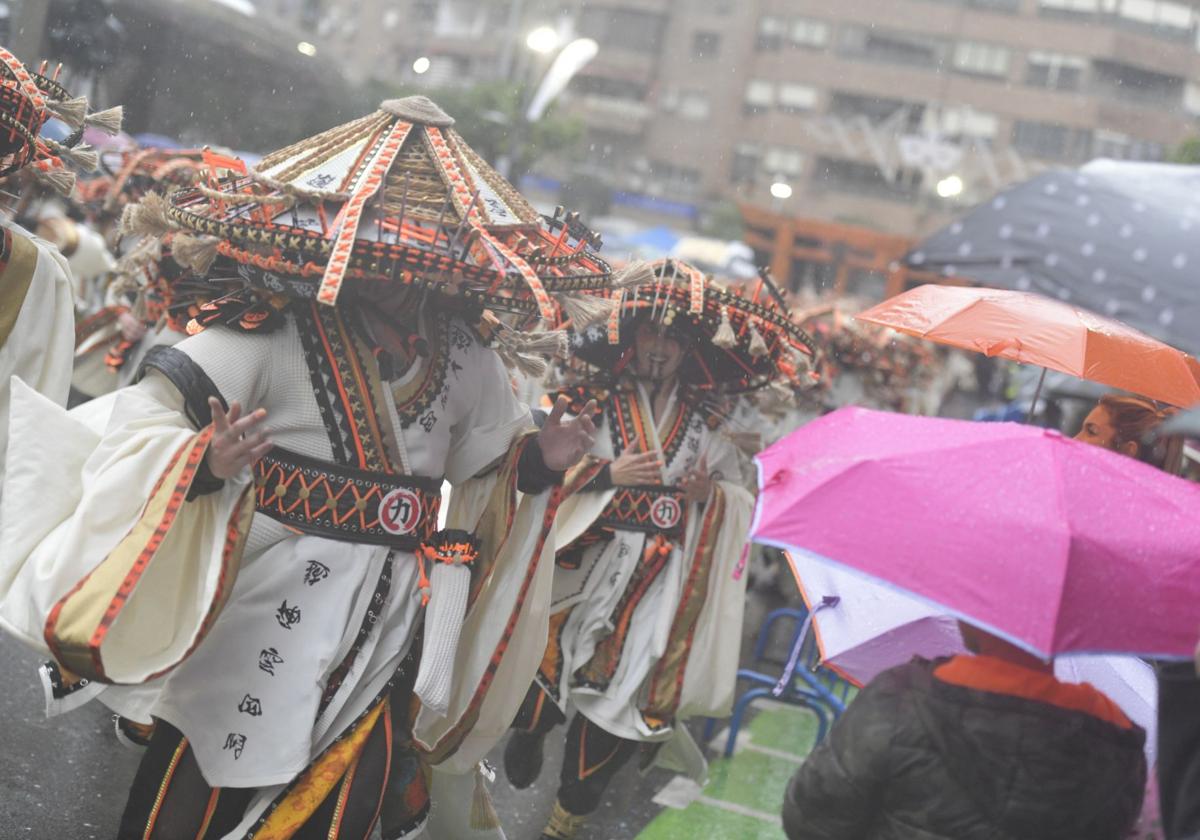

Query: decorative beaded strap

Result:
[317,120,413,306]
[595,485,687,539]
[425,126,557,323]
[254,447,441,550]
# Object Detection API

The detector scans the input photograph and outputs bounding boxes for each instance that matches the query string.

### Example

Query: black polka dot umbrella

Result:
[905,161,1200,356]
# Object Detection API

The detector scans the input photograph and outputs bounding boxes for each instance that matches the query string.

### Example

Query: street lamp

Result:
[412,56,431,75]
[770,181,793,200]
[526,25,561,54]
[936,174,964,199]
[296,41,317,57]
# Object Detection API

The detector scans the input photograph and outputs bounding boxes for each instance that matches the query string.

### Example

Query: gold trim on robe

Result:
[642,485,728,723]
[0,230,39,348]
[43,428,255,681]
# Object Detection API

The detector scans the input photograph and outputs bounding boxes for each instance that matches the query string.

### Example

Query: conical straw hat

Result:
[164,96,610,321]
[0,48,122,193]
[567,259,818,393]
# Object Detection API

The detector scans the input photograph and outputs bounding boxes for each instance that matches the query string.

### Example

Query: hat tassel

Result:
[119,192,175,240]
[84,105,123,135]
[171,233,221,275]
[34,164,75,196]
[713,306,736,349]
[613,260,656,289]
[470,762,501,830]
[46,140,98,172]
[557,292,616,329]
[47,96,88,131]
[748,321,769,358]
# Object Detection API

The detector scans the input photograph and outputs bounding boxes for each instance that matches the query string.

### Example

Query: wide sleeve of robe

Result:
[0,330,262,685]
[0,227,76,485]
[672,429,755,721]
[413,338,562,773]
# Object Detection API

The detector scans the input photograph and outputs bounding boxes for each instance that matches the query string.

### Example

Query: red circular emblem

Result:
[650,496,682,530]
[378,488,422,535]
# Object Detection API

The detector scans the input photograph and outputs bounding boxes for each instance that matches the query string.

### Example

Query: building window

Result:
[778,84,818,114]
[647,161,701,199]
[840,25,947,70]
[938,106,999,143]
[952,41,1010,78]
[731,143,762,185]
[1025,51,1086,90]
[572,75,648,102]
[678,92,710,120]
[813,156,922,202]
[692,31,720,59]
[764,146,804,177]
[790,18,830,49]
[1038,0,1102,13]
[1012,120,1093,161]
[1092,60,1184,106]
[1039,0,1196,40]
[664,89,711,120]
[1116,0,1195,38]
[756,15,788,50]
[1092,129,1165,161]
[579,8,667,54]
[758,15,828,51]
[744,80,775,113]
[962,0,1021,11]
[1185,82,1200,116]
[829,91,925,130]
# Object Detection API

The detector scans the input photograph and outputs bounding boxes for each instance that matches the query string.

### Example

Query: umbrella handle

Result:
[1025,367,1048,424]
[773,596,840,697]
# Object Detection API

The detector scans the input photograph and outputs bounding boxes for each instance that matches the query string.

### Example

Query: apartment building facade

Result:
[269,0,1200,236]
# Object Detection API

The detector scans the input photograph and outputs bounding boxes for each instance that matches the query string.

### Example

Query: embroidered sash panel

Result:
[254,446,441,550]
[595,485,687,539]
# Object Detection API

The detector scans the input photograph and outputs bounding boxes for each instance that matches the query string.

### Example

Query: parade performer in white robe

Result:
[0,47,120,485]
[68,148,213,402]
[503,260,817,840]
[0,96,614,840]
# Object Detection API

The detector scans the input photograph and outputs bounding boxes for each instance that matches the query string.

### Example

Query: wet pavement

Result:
[0,556,799,839]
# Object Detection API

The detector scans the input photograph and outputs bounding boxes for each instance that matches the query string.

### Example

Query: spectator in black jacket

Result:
[782,623,1146,840]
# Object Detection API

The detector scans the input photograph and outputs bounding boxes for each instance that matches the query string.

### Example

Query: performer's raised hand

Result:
[206,397,273,481]
[537,395,598,472]
[610,444,662,486]
[680,455,713,504]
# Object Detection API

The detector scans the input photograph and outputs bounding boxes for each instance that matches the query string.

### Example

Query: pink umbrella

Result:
[752,406,1200,660]
[786,550,1158,761]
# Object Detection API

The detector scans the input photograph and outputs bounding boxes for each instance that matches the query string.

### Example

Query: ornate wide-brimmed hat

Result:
[0,48,122,194]
[123,96,610,323]
[567,259,817,392]
[96,147,206,214]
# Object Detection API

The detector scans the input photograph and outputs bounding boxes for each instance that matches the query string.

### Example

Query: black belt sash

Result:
[254,447,442,550]
[595,485,687,540]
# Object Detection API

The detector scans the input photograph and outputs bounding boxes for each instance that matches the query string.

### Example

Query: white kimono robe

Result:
[0,224,75,488]
[546,382,754,747]
[0,306,558,835]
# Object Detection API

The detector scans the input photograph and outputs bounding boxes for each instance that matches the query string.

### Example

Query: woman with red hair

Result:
[1074,394,1183,475]
[1074,393,1190,840]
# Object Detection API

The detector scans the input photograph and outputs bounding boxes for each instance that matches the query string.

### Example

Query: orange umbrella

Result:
[857,284,1200,409]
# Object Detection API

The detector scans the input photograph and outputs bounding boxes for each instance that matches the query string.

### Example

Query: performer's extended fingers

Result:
[247,438,274,463]
[547,394,569,426]
[228,408,269,439]
[226,401,242,427]
[210,397,230,434]
[579,399,598,419]
[578,412,597,437]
